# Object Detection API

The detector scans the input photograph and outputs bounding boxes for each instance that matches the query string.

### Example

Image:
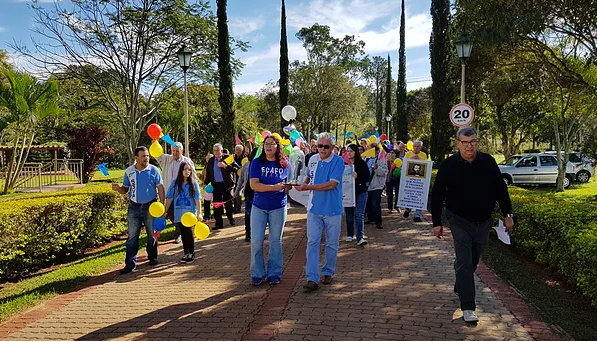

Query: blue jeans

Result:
[386,179,400,209]
[368,189,383,223]
[125,201,158,270]
[345,191,368,241]
[405,208,422,218]
[244,193,254,239]
[306,212,342,283]
[250,205,287,282]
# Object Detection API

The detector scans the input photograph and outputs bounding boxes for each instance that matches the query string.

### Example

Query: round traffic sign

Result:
[449,103,474,127]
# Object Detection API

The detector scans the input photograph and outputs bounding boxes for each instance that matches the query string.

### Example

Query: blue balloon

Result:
[205,184,214,193]
[290,130,301,140]
[153,217,167,231]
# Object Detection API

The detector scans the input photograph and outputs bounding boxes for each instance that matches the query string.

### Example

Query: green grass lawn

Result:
[0,225,176,323]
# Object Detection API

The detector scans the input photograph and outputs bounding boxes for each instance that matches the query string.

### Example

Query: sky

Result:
[0,0,433,94]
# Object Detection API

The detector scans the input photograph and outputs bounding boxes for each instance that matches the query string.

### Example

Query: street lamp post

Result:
[385,115,392,140]
[454,34,473,104]
[306,116,312,143]
[177,45,192,157]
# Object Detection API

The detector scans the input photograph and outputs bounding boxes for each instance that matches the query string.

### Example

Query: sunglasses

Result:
[318,144,331,149]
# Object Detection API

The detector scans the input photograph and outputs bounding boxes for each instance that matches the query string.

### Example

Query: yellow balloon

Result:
[149,202,165,217]
[280,138,291,146]
[237,168,242,176]
[181,212,198,227]
[407,141,414,151]
[394,158,403,168]
[149,140,163,158]
[368,136,377,143]
[272,132,283,141]
[194,221,210,240]
[241,157,249,166]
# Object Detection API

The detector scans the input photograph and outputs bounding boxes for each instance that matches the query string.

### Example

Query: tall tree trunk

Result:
[430,0,454,165]
[279,0,289,133]
[396,0,408,142]
[217,0,235,148]
[385,54,392,135]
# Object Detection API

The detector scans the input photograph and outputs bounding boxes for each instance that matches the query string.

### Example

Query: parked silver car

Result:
[544,151,595,183]
[498,153,575,188]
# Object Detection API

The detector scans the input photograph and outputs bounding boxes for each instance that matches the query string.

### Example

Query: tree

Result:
[362,56,387,129]
[385,55,392,135]
[16,0,245,162]
[396,0,408,142]
[430,0,455,164]
[66,126,112,183]
[217,0,235,148]
[0,69,58,193]
[279,0,289,132]
[406,88,433,143]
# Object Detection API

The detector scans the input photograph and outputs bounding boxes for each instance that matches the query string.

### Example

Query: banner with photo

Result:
[397,158,434,211]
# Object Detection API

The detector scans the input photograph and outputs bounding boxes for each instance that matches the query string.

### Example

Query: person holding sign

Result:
[163,162,202,263]
[430,127,514,323]
[343,144,370,245]
[295,133,345,292]
[403,140,427,222]
[249,135,290,286]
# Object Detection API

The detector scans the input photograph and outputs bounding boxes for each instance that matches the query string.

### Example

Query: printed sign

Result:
[397,158,434,211]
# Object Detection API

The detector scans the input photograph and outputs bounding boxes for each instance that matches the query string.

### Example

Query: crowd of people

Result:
[111,126,514,323]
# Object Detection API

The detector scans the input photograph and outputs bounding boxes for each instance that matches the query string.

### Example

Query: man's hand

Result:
[433,226,444,239]
[353,171,357,179]
[373,163,378,170]
[294,184,310,192]
[217,161,227,168]
[504,216,514,232]
[111,183,120,192]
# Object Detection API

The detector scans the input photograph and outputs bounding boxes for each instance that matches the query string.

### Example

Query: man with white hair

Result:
[295,132,345,292]
[157,142,196,243]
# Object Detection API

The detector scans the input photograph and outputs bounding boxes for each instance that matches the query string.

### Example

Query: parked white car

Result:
[498,153,575,188]
[544,151,595,183]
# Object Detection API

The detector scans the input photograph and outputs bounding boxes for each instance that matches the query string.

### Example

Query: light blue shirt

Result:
[166,182,202,223]
[213,156,224,182]
[306,153,344,216]
[123,164,163,204]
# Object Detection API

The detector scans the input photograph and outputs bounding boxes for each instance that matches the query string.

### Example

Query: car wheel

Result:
[502,175,512,186]
[576,170,591,183]
[564,175,572,189]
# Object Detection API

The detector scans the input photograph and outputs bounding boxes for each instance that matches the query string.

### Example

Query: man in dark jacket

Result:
[204,143,239,229]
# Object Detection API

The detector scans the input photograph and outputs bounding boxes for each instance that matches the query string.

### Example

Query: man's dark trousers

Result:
[213,181,234,228]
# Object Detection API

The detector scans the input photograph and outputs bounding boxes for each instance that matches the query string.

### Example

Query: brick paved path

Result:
[1,205,563,340]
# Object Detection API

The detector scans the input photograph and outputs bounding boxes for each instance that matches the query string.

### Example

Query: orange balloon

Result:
[147,124,162,140]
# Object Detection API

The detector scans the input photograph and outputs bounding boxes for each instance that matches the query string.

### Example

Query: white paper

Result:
[342,165,356,207]
[288,188,310,207]
[494,219,511,245]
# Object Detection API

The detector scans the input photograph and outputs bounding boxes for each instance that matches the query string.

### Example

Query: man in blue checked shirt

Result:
[112,146,165,274]
[295,132,345,293]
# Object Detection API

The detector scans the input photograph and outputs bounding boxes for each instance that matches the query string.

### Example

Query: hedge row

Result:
[496,187,597,307]
[0,185,128,281]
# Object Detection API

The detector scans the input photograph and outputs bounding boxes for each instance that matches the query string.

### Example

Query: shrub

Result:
[0,185,127,281]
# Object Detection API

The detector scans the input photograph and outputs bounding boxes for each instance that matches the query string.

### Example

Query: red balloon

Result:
[380,134,387,141]
[147,124,162,140]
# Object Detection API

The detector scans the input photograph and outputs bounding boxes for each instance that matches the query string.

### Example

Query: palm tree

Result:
[0,68,58,193]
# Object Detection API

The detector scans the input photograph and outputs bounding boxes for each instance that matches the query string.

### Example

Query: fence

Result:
[5,159,84,192]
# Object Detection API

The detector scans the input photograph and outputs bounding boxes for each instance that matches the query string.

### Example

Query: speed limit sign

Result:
[449,103,474,127]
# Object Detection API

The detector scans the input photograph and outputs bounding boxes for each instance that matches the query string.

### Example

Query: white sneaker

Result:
[462,310,479,323]
[175,236,182,244]
[346,236,353,242]
[357,239,368,246]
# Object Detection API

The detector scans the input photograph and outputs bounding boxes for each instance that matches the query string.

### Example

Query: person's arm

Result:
[157,184,165,203]
[491,157,514,231]
[112,171,130,195]
[296,180,338,191]
[375,158,388,177]
[431,161,449,235]
[194,182,203,220]
[250,178,285,192]
[163,198,173,218]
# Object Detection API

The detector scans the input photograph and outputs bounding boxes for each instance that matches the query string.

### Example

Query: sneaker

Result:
[251,278,264,286]
[463,310,479,323]
[303,281,319,293]
[346,236,353,242]
[180,255,188,263]
[357,239,368,246]
[376,223,383,229]
[175,236,182,244]
[322,275,333,284]
[387,209,393,213]
[119,266,137,274]
[185,254,195,263]
[268,279,280,285]
[413,217,423,222]
[229,219,236,226]
[403,211,410,218]
[148,259,158,266]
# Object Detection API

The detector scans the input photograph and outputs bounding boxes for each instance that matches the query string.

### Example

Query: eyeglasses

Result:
[264,142,277,147]
[318,144,331,149]
[457,139,479,147]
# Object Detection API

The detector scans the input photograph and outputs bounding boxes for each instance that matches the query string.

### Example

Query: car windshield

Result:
[500,156,522,166]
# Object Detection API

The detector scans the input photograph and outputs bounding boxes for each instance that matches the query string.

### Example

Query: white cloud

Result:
[234,81,270,95]
[229,16,266,37]
[242,42,307,68]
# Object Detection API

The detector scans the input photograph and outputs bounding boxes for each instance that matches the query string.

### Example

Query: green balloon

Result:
[392,167,401,178]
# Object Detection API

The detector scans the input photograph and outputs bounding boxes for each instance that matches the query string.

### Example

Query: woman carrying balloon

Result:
[164,162,202,263]
[249,135,291,286]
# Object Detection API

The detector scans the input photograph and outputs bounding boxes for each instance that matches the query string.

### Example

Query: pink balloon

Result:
[262,131,272,139]
[295,138,304,146]
[203,192,213,201]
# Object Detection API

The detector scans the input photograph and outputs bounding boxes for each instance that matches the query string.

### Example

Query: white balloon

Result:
[281,105,297,121]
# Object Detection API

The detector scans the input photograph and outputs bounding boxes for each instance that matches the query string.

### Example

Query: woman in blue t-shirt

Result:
[164,162,202,263]
[249,135,290,286]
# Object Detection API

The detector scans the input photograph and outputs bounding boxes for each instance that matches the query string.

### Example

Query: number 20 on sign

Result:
[449,103,474,127]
